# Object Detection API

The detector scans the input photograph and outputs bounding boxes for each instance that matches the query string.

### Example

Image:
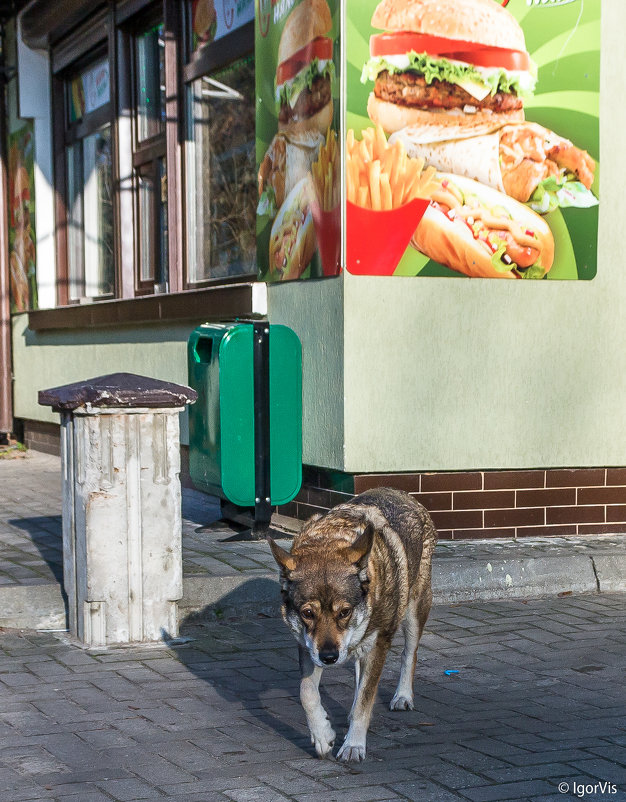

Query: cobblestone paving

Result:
[0,593,624,801]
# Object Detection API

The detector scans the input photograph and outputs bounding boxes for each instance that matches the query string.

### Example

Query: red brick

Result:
[516,488,576,508]
[579,523,626,535]
[431,509,483,530]
[484,470,545,490]
[485,507,544,528]
[606,505,626,523]
[354,474,421,493]
[413,492,452,511]
[577,486,626,505]
[606,468,626,486]
[547,506,605,525]
[453,490,515,510]
[421,472,482,492]
[516,524,577,538]
[545,468,605,488]
[453,528,515,540]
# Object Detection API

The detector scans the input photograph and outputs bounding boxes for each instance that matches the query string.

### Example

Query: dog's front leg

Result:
[337,634,391,762]
[299,645,336,758]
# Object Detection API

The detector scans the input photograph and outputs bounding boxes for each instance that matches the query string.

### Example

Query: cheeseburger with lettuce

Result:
[276,0,335,138]
[363,0,537,134]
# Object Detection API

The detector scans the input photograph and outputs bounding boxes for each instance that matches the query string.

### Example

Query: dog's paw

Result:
[389,692,414,711]
[337,739,366,763]
[311,720,336,758]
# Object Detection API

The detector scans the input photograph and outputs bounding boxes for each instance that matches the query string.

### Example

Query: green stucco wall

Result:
[12,0,624,476]
[266,278,344,470]
[340,0,623,472]
[11,315,196,443]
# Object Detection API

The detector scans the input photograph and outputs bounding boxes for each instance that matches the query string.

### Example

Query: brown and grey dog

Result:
[268,487,437,762]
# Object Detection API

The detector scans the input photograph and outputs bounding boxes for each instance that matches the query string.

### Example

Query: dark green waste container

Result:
[187,322,302,507]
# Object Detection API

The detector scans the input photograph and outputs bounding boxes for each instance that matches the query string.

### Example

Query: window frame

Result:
[181,19,255,290]
[44,0,258,324]
[53,28,116,307]
[120,6,169,295]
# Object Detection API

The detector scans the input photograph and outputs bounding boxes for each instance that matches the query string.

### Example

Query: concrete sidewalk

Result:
[0,451,625,630]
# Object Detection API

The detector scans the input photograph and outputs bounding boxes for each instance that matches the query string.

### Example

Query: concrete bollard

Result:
[39,373,197,647]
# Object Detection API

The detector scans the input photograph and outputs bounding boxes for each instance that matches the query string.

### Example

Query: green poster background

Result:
[346,0,600,280]
[255,0,341,282]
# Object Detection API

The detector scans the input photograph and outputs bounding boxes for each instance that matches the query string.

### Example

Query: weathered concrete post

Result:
[39,373,197,647]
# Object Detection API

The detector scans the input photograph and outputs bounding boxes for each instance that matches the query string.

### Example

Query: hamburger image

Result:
[276,0,335,138]
[362,0,536,135]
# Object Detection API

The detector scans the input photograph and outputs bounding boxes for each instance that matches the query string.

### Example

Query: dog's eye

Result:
[338,607,352,619]
[300,609,314,621]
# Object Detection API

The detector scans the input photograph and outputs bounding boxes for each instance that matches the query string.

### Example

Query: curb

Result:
[2,550,624,631]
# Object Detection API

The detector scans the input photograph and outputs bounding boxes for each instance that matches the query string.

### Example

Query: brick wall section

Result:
[281,467,626,540]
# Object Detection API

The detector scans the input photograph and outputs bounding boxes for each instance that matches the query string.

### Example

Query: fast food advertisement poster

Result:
[8,123,37,313]
[346,0,599,280]
[256,0,341,282]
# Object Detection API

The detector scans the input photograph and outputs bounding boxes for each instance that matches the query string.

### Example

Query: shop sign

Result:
[192,0,255,50]
[345,0,600,279]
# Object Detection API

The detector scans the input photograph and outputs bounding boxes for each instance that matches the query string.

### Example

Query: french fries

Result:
[312,128,340,211]
[346,124,438,210]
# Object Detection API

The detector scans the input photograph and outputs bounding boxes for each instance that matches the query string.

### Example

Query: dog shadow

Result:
[168,578,354,759]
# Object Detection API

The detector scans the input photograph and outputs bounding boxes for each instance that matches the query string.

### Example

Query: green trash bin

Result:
[187,322,302,508]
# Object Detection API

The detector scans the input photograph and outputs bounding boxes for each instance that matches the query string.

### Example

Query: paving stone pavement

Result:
[0,593,624,801]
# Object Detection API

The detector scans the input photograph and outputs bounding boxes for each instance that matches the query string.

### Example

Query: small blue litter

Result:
[444,669,460,675]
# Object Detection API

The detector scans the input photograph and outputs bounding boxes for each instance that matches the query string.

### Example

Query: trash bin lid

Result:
[38,372,198,412]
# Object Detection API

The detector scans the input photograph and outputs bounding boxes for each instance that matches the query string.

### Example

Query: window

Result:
[62,56,114,301]
[49,1,257,313]
[183,18,256,285]
[131,18,168,294]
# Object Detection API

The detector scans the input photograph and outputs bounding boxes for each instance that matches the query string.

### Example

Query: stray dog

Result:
[268,487,437,762]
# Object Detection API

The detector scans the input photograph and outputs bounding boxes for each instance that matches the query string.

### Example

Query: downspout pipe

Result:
[0,15,13,437]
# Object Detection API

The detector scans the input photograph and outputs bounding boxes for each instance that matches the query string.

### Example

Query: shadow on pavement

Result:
[168,578,347,759]
[7,515,64,583]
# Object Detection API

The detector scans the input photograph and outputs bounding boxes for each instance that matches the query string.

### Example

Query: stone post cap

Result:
[38,372,198,412]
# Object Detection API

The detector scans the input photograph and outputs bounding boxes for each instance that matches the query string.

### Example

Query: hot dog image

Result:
[412,173,555,279]
[390,120,597,213]
[268,176,316,281]
[362,0,535,135]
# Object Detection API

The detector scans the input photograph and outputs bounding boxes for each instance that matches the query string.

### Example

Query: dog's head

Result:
[267,520,374,667]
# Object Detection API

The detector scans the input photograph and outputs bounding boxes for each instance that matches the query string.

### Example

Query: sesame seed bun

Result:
[278,0,332,66]
[371,0,526,52]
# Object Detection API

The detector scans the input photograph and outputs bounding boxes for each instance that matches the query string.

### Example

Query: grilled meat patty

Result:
[279,75,332,125]
[374,70,523,113]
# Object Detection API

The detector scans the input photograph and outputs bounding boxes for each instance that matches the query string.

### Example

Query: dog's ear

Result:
[267,535,297,574]
[345,522,375,572]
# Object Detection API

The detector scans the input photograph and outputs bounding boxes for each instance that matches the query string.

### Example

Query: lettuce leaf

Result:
[361,52,536,99]
[257,184,277,219]
[528,175,598,215]
[277,59,336,110]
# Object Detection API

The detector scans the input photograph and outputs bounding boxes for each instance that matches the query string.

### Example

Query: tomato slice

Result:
[276,36,333,87]
[370,32,532,72]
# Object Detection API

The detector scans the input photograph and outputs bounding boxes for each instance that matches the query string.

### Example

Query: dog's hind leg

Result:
[299,645,336,758]
[337,634,391,762]
[390,542,434,712]
[390,600,419,711]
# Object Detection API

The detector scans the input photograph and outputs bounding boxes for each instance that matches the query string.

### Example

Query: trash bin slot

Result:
[194,336,213,364]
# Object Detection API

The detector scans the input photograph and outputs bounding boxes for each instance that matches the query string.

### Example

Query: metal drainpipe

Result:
[0,16,13,437]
